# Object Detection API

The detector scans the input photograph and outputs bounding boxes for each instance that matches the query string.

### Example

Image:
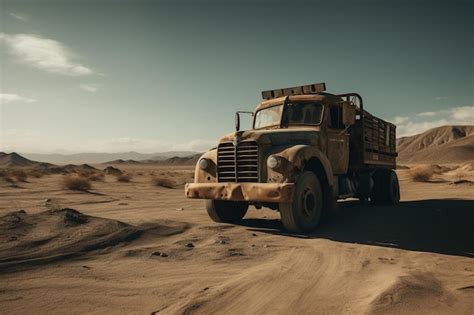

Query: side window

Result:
[286,102,323,125]
[329,106,344,129]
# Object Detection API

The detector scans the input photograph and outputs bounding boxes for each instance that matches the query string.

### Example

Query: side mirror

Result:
[235,112,241,131]
[342,102,356,126]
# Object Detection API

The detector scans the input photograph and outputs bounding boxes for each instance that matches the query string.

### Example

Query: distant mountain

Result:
[0,152,52,168]
[397,125,474,163]
[103,153,202,165]
[159,154,202,165]
[0,152,107,176]
[103,159,141,165]
[21,151,198,165]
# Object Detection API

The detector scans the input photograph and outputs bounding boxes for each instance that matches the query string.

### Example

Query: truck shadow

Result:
[240,199,474,258]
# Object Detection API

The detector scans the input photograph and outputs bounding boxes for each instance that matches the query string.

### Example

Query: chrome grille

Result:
[236,141,259,182]
[217,141,259,182]
[217,142,236,182]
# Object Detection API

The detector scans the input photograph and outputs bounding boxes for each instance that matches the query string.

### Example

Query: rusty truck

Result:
[185,82,399,233]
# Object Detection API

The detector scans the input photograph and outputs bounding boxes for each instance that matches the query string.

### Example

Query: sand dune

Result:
[0,209,137,272]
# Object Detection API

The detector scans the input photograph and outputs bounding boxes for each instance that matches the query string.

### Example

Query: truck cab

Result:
[185,82,399,233]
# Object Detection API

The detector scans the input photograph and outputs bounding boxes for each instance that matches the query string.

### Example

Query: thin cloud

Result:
[390,106,474,137]
[392,116,410,124]
[9,12,28,22]
[79,83,100,92]
[0,93,36,104]
[0,33,95,76]
[417,111,438,117]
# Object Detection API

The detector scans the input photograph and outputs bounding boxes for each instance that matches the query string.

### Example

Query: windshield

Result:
[254,102,323,129]
[254,105,283,129]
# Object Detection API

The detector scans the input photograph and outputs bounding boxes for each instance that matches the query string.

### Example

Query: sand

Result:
[0,164,473,314]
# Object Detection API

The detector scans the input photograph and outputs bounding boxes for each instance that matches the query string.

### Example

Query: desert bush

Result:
[87,173,104,181]
[77,171,94,178]
[152,177,175,188]
[62,175,91,191]
[135,171,144,176]
[11,169,28,182]
[409,166,434,182]
[29,169,45,178]
[117,174,132,182]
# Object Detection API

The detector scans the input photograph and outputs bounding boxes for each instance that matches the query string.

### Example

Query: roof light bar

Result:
[261,82,326,100]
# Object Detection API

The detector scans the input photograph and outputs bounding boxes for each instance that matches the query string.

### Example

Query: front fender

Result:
[194,149,217,183]
[271,145,334,187]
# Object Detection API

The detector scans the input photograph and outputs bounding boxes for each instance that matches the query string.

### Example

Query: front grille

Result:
[217,142,236,182]
[217,141,259,182]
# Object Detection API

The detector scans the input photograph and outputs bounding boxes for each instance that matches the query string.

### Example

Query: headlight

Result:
[198,158,210,170]
[267,155,281,169]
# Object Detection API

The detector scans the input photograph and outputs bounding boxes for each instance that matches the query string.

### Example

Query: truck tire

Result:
[206,200,249,223]
[280,171,323,234]
[371,169,400,205]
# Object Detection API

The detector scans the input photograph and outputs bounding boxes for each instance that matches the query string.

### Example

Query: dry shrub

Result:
[62,175,91,191]
[117,174,132,182]
[135,171,144,176]
[29,169,44,178]
[152,177,175,188]
[11,169,28,182]
[87,173,104,181]
[409,165,434,182]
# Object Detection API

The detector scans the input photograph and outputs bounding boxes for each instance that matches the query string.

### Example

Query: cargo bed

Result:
[361,111,397,167]
[339,93,397,170]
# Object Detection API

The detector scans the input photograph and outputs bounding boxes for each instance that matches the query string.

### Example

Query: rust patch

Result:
[185,183,294,203]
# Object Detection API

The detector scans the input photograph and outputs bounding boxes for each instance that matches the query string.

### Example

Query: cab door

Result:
[326,105,349,174]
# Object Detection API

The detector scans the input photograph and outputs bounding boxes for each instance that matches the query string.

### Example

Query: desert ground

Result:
[1,161,473,314]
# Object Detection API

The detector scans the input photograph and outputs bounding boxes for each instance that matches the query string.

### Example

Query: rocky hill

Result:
[397,125,474,164]
[0,152,51,168]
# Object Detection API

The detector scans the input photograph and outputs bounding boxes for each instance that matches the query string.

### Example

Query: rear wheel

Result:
[371,169,400,205]
[206,200,249,223]
[280,171,323,234]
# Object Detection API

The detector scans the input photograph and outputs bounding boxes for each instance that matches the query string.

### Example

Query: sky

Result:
[0,0,473,154]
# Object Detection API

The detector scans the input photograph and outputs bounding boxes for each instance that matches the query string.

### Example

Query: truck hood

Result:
[219,128,320,146]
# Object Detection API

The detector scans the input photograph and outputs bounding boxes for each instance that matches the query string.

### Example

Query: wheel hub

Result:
[302,187,316,217]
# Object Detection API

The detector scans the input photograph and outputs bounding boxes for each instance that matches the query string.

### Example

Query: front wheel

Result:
[206,200,248,224]
[280,171,323,234]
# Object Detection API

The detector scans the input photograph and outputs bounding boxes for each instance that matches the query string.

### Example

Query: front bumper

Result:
[185,182,294,203]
